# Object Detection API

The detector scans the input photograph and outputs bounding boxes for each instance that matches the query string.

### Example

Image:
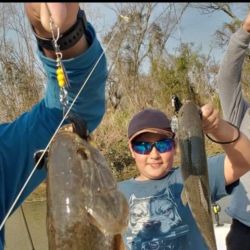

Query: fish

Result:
[45,119,129,250]
[177,100,217,250]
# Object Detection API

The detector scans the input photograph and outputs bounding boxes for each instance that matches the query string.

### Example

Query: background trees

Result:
[1,3,250,178]
[0,3,44,122]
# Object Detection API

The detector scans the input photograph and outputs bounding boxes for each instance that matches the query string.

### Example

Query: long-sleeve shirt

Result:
[0,21,107,249]
[217,27,250,227]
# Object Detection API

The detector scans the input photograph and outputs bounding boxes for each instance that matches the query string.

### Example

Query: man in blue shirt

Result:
[119,105,250,250]
[0,3,107,249]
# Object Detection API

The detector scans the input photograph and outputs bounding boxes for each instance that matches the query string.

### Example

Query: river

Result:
[5,201,48,250]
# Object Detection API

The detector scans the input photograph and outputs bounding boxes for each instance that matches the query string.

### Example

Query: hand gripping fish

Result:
[45,118,129,250]
[178,101,217,250]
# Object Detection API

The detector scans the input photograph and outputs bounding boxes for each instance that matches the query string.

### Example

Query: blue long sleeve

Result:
[0,21,107,248]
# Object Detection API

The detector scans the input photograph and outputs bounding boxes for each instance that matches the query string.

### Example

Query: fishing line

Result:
[0,10,129,231]
[20,205,35,250]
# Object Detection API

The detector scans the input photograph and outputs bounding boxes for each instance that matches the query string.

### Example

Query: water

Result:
[5,201,48,250]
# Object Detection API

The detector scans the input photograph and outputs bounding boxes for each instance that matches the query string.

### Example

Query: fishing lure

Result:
[46,3,69,112]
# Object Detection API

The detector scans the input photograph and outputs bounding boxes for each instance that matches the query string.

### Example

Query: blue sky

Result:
[173,3,248,61]
[85,3,249,63]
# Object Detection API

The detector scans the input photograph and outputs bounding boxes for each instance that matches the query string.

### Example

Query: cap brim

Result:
[129,128,174,142]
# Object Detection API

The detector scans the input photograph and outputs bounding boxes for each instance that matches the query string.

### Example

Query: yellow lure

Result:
[56,66,66,88]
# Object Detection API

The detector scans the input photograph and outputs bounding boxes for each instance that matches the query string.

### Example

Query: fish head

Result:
[48,127,129,237]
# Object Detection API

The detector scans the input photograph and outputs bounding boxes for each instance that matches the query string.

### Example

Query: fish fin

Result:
[65,113,90,140]
[113,234,125,250]
[86,209,109,237]
[181,188,188,206]
[198,179,209,213]
[86,207,114,235]
[34,149,48,170]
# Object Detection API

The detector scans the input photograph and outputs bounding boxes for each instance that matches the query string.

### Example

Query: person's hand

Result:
[242,11,250,33]
[24,3,79,38]
[200,103,220,134]
[201,103,240,146]
[24,3,88,59]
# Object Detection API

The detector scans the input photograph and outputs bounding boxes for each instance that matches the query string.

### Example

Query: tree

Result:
[102,3,189,110]
[190,3,250,100]
[150,42,218,108]
[0,3,45,122]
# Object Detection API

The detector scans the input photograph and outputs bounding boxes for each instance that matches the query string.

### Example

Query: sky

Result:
[172,3,248,61]
[85,3,249,64]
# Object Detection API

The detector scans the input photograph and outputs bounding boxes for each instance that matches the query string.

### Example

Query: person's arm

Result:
[25,2,108,133]
[201,104,250,185]
[1,2,107,211]
[217,12,250,126]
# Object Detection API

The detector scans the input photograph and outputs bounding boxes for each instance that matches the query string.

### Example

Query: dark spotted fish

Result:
[178,101,217,250]
[46,122,129,250]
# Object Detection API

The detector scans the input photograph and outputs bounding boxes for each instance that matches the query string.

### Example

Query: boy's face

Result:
[129,132,175,181]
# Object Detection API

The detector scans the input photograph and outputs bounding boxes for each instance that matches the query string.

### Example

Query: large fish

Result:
[45,120,129,250]
[177,101,217,250]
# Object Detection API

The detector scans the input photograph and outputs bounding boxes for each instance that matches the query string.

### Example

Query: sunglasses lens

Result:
[132,141,152,154]
[155,139,173,153]
[132,139,174,155]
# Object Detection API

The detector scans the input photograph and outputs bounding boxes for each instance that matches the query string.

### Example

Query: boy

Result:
[119,104,250,249]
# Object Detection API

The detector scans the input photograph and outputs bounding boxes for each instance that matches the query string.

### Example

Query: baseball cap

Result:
[128,108,175,142]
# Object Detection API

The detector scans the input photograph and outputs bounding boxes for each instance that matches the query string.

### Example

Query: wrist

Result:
[206,121,240,145]
[33,8,88,51]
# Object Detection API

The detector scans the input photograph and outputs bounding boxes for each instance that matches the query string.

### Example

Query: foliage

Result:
[93,38,221,179]
[102,3,189,97]
[192,2,250,102]
[150,43,218,108]
[1,3,249,183]
[0,44,43,122]
[94,3,231,179]
[0,3,44,122]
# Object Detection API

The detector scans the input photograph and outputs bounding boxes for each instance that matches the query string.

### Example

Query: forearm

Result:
[1,101,62,209]
[217,28,250,124]
[206,119,250,184]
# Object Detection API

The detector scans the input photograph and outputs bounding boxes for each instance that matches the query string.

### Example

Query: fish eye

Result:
[77,148,88,160]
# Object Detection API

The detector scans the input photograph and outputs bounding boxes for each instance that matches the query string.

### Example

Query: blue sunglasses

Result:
[132,139,174,155]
